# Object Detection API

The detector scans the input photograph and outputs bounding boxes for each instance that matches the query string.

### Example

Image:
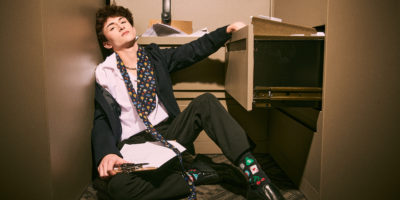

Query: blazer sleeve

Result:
[91,85,122,167]
[160,25,231,73]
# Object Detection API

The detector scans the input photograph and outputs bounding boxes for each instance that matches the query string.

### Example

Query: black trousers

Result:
[106,93,252,200]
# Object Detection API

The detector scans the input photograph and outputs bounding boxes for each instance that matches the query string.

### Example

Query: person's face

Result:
[102,16,136,51]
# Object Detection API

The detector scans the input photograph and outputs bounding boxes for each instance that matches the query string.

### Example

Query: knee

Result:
[192,93,221,111]
[190,93,222,114]
[196,92,218,104]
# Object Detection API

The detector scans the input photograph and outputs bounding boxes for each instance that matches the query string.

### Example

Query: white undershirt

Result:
[95,53,169,141]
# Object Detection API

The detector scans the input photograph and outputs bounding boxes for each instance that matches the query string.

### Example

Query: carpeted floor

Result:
[80,154,306,200]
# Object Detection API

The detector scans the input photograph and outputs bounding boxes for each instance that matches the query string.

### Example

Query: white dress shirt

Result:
[95,53,169,141]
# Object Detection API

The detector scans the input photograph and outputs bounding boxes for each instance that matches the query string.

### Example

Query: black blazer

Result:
[91,26,231,169]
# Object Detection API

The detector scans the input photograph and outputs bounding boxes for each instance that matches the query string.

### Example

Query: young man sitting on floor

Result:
[92,5,284,200]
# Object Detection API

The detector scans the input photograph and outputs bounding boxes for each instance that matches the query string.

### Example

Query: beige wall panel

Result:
[274,0,327,27]
[41,0,104,199]
[174,91,226,99]
[0,1,52,199]
[268,110,314,185]
[299,111,322,200]
[267,107,321,200]
[322,0,400,199]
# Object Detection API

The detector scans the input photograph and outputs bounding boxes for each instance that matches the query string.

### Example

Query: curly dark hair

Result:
[95,5,134,44]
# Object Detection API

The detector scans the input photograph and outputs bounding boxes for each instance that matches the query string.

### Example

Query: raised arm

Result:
[91,84,127,178]
[157,22,245,73]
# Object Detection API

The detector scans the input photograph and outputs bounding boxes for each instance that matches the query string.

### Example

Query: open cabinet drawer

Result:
[225,17,324,111]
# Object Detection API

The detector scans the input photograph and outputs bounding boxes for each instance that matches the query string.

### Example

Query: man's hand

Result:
[226,22,246,34]
[98,154,128,178]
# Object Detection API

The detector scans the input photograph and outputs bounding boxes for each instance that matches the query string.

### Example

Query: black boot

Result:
[247,182,284,200]
[190,154,248,187]
[189,155,221,185]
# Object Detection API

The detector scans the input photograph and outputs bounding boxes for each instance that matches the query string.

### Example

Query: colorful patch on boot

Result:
[192,173,199,180]
[257,177,266,185]
[244,170,250,177]
[252,176,266,185]
[250,164,259,174]
[239,163,245,169]
[245,157,254,166]
[253,176,261,181]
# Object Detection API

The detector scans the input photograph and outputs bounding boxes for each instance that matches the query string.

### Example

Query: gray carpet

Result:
[80,154,306,200]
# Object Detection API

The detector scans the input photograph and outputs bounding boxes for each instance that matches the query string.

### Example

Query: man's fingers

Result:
[106,158,116,175]
[98,165,107,178]
[107,158,123,176]
[97,166,102,177]
[98,159,112,178]
[102,162,109,178]
[97,154,127,178]
[108,169,117,176]
[116,158,128,165]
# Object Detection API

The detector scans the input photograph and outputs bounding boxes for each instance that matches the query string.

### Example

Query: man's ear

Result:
[103,41,112,49]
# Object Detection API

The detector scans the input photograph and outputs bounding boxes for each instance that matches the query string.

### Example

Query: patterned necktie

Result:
[116,47,196,200]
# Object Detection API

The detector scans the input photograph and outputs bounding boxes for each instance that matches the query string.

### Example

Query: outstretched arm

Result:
[92,100,128,178]
[91,83,127,178]
[158,22,246,73]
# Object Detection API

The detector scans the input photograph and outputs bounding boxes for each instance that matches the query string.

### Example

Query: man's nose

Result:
[118,24,125,31]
